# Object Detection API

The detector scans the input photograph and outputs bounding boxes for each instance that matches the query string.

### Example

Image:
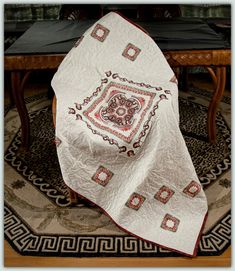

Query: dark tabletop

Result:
[5,18,228,55]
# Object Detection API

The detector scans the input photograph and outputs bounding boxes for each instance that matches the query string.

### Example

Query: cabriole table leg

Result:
[11,71,31,149]
[207,66,226,144]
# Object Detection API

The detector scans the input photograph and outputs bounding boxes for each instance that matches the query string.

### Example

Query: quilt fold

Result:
[51,11,208,256]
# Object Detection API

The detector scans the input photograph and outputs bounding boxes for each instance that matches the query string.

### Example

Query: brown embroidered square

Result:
[161,214,180,232]
[154,185,175,204]
[122,43,141,61]
[92,165,113,187]
[183,181,201,197]
[125,192,146,210]
[91,23,110,42]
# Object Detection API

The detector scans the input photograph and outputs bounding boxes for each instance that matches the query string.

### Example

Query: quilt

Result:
[51,12,208,257]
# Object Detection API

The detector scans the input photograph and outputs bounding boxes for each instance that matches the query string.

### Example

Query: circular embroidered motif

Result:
[96,29,105,37]
[100,93,142,129]
[98,172,108,181]
[166,219,175,228]
[128,48,136,56]
[116,107,126,116]
[189,185,198,193]
[161,191,169,199]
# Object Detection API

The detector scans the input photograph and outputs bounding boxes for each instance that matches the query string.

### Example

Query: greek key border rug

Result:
[4,88,231,257]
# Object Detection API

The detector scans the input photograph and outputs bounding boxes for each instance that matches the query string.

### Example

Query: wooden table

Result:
[4,20,231,148]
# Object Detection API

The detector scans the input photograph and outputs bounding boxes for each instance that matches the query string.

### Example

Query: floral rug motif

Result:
[4,88,231,257]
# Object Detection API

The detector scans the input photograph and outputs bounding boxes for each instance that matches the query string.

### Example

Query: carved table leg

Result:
[5,71,15,106]
[206,67,217,89]
[11,71,31,149]
[69,188,78,205]
[207,66,226,143]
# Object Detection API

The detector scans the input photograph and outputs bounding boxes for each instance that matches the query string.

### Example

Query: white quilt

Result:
[51,12,208,256]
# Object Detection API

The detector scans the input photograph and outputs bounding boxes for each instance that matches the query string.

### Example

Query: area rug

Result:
[4,87,231,257]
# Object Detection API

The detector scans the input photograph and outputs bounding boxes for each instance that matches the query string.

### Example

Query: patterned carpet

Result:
[4,88,231,257]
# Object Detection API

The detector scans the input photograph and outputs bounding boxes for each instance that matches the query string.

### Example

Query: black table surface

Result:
[5,18,229,55]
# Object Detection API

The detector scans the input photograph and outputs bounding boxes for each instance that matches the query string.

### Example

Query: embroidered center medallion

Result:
[68,72,170,156]
[83,81,156,143]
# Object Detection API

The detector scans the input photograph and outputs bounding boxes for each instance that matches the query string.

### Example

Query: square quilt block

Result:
[161,214,180,232]
[125,192,146,210]
[91,165,113,187]
[90,23,110,42]
[183,181,201,197]
[154,185,175,204]
[122,43,141,61]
